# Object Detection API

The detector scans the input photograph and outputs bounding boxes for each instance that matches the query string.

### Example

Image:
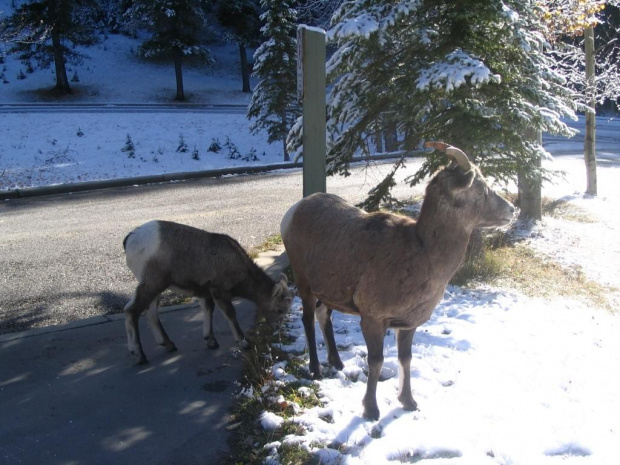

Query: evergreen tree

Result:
[288,0,578,206]
[124,0,214,101]
[215,0,262,93]
[248,0,300,161]
[2,0,99,94]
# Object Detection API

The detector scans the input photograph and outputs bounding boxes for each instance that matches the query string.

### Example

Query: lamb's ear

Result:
[272,277,287,297]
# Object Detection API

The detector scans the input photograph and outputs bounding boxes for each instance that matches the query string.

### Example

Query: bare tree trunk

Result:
[584,25,597,196]
[239,43,251,93]
[281,108,290,161]
[51,28,70,94]
[383,113,398,152]
[518,126,542,220]
[174,51,185,101]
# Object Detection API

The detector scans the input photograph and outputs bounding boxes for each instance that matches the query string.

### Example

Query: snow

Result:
[416,49,501,92]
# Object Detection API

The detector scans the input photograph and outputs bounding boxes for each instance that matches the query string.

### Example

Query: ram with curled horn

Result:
[281,142,515,420]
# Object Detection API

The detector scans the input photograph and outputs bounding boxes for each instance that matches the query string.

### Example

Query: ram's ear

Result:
[450,169,476,191]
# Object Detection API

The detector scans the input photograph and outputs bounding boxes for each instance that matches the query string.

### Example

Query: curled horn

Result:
[424,141,472,172]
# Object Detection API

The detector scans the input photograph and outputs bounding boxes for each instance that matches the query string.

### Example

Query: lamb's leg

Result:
[145,294,177,353]
[297,279,321,379]
[315,303,344,370]
[124,283,162,365]
[396,328,417,411]
[212,294,249,349]
[360,316,387,420]
[200,295,219,349]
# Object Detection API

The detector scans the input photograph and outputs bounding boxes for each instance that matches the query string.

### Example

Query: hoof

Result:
[239,339,251,350]
[363,397,380,421]
[309,361,323,380]
[205,339,219,350]
[163,342,178,353]
[135,355,149,366]
[330,358,344,371]
[363,406,380,421]
[398,393,418,411]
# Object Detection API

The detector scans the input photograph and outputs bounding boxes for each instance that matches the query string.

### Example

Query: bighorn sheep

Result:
[123,220,293,365]
[281,142,515,420]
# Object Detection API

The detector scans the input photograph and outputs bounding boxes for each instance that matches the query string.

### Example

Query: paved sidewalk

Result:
[0,249,289,465]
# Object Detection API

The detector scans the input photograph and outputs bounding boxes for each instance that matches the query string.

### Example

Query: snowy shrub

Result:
[121,134,136,158]
[176,133,188,153]
[76,127,84,137]
[224,137,241,160]
[243,147,259,162]
[191,145,200,160]
[207,137,221,153]
[16,70,26,80]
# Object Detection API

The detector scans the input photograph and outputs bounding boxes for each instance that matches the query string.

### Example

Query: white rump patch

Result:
[280,200,302,241]
[124,220,161,280]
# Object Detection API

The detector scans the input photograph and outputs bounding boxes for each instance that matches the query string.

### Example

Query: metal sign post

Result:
[297,25,326,197]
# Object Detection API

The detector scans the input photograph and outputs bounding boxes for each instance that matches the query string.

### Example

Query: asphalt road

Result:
[0,161,425,335]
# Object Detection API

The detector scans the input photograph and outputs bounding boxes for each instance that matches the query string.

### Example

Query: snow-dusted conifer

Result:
[123,0,214,101]
[288,0,578,206]
[2,0,99,94]
[248,0,300,161]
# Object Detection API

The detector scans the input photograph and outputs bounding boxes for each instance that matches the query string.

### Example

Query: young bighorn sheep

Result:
[123,220,292,365]
[281,142,515,420]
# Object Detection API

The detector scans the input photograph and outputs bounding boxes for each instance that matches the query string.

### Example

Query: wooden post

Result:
[297,25,326,197]
[584,25,597,196]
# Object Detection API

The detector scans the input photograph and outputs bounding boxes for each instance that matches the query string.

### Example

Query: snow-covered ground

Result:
[0,27,286,191]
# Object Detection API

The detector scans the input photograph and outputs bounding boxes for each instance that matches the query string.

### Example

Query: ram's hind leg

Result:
[145,294,177,353]
[315,302,344,371]
[296,276,322,379]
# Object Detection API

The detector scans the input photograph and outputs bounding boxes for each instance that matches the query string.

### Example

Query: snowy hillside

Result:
[0,16,284,191]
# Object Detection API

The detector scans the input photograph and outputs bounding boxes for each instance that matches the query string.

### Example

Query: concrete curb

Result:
[1,152,422,200]
[0,246,289,343]
[1,163,303,200]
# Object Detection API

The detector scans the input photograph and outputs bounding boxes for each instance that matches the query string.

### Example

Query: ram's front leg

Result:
[396,328,417,411]
[200,295,220,349]
[360,316,387,420]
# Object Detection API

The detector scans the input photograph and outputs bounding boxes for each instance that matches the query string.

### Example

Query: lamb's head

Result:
[424,141,515,230]
[258,273,293,324]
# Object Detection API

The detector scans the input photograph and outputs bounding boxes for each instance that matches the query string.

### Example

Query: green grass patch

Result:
[451,233,614,311]
[249,233,283,259]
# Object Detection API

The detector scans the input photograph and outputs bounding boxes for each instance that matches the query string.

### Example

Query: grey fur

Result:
[123,220,292,365]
